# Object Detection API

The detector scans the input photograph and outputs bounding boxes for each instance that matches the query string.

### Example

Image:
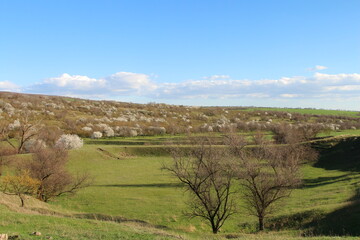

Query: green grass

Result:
[2,134,360,239]
[0,205,180,240]
[49,137,360,237]
[243,107,360,117]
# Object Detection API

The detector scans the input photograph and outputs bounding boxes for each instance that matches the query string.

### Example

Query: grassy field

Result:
[45,134,360,238]
[1,130,360,239]
[243,107,360,117]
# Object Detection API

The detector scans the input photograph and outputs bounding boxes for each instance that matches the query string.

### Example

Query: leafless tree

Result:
[227,133,317,231]
[271,124,300,144]
[271,123,324,144]
[37,125,63,147]
[21,146,91,202]
[164,137,237,234]
[1,116,38,154]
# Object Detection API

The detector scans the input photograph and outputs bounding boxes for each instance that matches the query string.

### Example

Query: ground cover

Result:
[243,107,360,117]
[47,134,360,238]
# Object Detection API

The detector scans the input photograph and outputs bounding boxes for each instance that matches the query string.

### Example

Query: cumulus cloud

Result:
[308,65,328,71]
[27,72,156,97]
[16,71,360,108]
[104,72,157,93]
[0,81,20,92]
[151,73,360,100]
[44,73,105,89]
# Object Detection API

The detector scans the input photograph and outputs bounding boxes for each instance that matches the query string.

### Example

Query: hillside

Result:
[1,91,359,139]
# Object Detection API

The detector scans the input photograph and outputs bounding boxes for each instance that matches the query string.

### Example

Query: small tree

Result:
[0,170,40,207]
[23,146,91,202]
[228,133,317,231]
[55,134,83,150]
[164,137,236,234]
[1,116,38,154]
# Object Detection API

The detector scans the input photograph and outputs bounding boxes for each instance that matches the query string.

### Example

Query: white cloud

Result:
[203,75,231,80]
[324,85,360,91]
[27,72,156,97]
[308,65,328,71]
[16,71,360,110]
[45,73,106,89]
[314,72,360,83]
[151,73,360,101]
[0,81,20,91]
[280,94,301,98]
[103,72,157,93]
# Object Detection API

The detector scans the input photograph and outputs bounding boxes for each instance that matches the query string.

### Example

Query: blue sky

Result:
[1,0,359,110]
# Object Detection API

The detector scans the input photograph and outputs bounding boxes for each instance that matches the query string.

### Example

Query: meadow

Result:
[6,130,353,239]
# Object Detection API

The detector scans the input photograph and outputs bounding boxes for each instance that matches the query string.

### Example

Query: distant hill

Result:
[1,91,359,138]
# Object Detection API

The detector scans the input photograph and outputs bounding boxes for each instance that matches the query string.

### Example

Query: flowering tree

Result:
[55,134,83,150]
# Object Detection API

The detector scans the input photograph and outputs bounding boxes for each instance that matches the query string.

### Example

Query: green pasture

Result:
[241,107,360,117]
[48,135,360,238]
[0,205,180,240]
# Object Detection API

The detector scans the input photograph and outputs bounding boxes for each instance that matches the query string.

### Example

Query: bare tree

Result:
[164,137,237,234]
[227,133,317,231]
[271,123,324,144]
[37,125,63,147]
[21,146,91,202]
[1,116,38,154]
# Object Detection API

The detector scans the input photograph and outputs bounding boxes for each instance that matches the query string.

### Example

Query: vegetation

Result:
[0,170,39,207]
[164,137,236,234]
[0,92,360,239]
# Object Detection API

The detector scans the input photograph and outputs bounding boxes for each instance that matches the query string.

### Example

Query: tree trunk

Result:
[19,195,24,207]
[258,216,264,231]
[211,221,218,234]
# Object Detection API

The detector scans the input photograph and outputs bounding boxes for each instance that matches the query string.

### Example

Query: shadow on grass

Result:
[268,137,360,236]
[302,199,360,236]
[313,136,360,172]
[302,173,359,189]
[96,183,184,188]
[267,200,360,236]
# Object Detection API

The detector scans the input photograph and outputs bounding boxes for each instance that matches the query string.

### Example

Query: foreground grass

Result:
[0,205,182,240]
[1,203,358,240]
